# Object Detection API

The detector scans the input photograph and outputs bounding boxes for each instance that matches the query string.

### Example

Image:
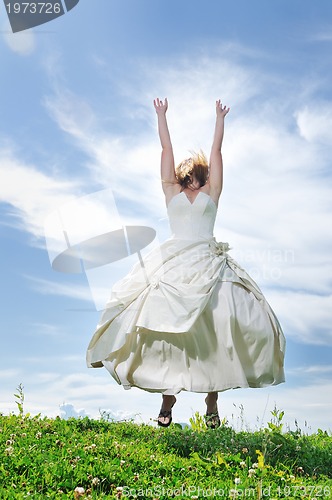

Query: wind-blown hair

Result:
[175,151,209,188]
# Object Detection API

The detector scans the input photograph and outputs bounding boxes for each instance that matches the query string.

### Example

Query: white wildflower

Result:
[74,486,85,498]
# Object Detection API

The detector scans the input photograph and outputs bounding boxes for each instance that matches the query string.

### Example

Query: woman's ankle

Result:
[161,395,176,411]
[205,392,218,414]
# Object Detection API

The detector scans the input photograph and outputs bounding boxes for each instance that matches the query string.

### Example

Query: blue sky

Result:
[0,0,332,432]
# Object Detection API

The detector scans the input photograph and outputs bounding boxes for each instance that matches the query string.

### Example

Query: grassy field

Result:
[1,388,332,499]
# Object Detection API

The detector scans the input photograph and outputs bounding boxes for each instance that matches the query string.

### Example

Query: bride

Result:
[86,98,286,429]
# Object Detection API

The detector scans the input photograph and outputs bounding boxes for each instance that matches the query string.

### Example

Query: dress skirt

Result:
[86,234,285,395]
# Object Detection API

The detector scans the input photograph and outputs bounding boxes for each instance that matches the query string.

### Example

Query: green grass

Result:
[1,386,331,499]
[1,403,332,500]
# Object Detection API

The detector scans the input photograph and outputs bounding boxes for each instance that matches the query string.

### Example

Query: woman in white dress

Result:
[87,98,285,428]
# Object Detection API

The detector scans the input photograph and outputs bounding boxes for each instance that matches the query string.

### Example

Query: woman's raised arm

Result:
[208,100,230,202]
[153,98,177,195]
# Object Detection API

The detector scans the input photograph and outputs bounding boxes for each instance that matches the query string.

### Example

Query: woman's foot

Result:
[157,395,176,427]
[204,392,220,429]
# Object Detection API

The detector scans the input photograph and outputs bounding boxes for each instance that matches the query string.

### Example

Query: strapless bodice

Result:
[167,191,217,240]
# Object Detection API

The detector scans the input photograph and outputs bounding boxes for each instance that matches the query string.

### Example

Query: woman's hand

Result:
[154,97,168,115]
[216,99,230,118]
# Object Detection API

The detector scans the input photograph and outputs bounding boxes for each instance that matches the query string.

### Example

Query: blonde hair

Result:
[175,151,209,188]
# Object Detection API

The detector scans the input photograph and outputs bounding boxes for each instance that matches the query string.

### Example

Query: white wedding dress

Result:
[87,191,285,394]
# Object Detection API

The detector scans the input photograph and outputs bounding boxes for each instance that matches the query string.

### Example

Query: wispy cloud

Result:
[0,148,81,240]
[28,323,68,337]
[268,290,332,346]
[310,30,332,43]
[25,275,93,302]
[289,364,332,377]
[0,369,21,381]
[305,365,332,374]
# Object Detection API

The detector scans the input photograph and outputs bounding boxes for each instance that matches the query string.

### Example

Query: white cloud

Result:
[25,275,93,302]
[0,369,21,381]
[59,403,88,420]
[0,149,81,239]
[289,364,332,377]
[268,290,332,345]
[43,88,97,142]
[2,22,36,55]
[305,365,332,374]
[43,87,164,216]
[28,323,68,337]
[296,104,332,144]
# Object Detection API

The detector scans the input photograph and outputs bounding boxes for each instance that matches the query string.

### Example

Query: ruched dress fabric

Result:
[87,191,285,395]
